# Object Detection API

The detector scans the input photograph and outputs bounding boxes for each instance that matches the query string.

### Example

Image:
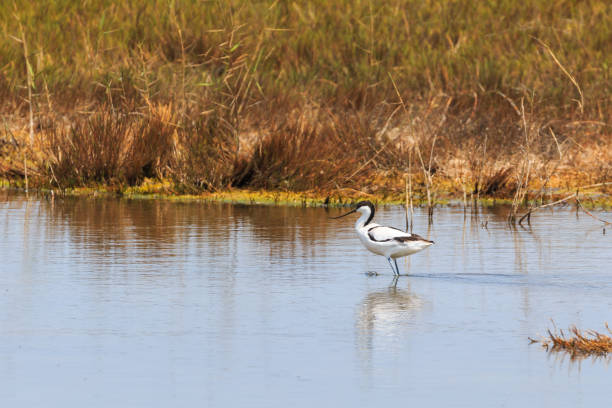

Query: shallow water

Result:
[1,192,611,407]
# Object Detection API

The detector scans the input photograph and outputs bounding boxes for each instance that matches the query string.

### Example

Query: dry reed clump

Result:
[233,110,389,192]
[41,105,176,187]
[530,324,612,360]
[475,167,516,197]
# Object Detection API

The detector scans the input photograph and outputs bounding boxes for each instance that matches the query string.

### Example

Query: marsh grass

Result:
[0,1,610,199]
[2,1,610,111]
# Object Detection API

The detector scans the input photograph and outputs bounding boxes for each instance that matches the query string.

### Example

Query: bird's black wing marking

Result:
[393,233,434,244]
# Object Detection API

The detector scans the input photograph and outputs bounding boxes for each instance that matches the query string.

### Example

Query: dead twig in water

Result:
[518,193,577,225]
[518,181,612,226]
[530,324,612,361]
[575,196,612,225]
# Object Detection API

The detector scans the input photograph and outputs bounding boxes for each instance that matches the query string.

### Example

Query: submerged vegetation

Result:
[1,1,611,209]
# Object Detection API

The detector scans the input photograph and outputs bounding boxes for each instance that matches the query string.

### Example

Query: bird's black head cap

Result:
[330,200,375,224]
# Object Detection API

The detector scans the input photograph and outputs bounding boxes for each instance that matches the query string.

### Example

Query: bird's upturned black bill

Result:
[329,209,357,219]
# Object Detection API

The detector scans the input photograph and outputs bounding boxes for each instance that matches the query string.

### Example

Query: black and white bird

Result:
[331,201,433,275]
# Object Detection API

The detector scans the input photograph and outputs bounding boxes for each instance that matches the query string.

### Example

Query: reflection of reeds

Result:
[530,324,612,361]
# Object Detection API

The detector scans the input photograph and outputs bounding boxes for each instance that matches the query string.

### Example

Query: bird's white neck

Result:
[354,209,372,230]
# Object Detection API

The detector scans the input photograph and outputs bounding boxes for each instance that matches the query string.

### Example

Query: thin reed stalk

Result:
[11,8,34,192]
[509,99,534,224]
[405,146,414,233]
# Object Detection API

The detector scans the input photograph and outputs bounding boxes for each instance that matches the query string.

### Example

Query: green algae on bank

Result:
[3,186,612,212]
[0,178,430,207]
[2,176,612,209]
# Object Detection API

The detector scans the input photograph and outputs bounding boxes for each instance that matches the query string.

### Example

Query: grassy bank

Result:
[1,1,610,210]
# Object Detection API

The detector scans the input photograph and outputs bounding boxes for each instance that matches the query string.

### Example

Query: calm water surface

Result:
[1,192,611,407]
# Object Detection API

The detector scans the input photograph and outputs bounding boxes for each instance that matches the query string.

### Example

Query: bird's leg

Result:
[387,257,398,275]
[393,258,401,276]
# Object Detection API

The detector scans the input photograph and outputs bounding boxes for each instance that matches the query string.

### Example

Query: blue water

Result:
[1,192,611,407]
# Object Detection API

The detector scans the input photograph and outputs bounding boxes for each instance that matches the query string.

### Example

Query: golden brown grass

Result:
[0,1,610,200]
[40,104,175,187]
[1,101,611,205]
[530,324,612,361]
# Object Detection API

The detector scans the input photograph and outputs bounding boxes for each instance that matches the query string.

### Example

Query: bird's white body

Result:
[333,201,433,275]
[356,222,432,259]
[354,208,433,259]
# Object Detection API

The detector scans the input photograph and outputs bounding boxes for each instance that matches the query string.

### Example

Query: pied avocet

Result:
[331,201,433,275]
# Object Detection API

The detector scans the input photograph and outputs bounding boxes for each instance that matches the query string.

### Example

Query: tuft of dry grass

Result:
[474,167,516,198]
[40,104,176,187]
[232,109,384,192]
[0,133,23,179]
[172,114,238,192]
[530,324,612,360]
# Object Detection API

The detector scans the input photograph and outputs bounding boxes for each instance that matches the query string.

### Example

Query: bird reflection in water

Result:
[356,277,425,355]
